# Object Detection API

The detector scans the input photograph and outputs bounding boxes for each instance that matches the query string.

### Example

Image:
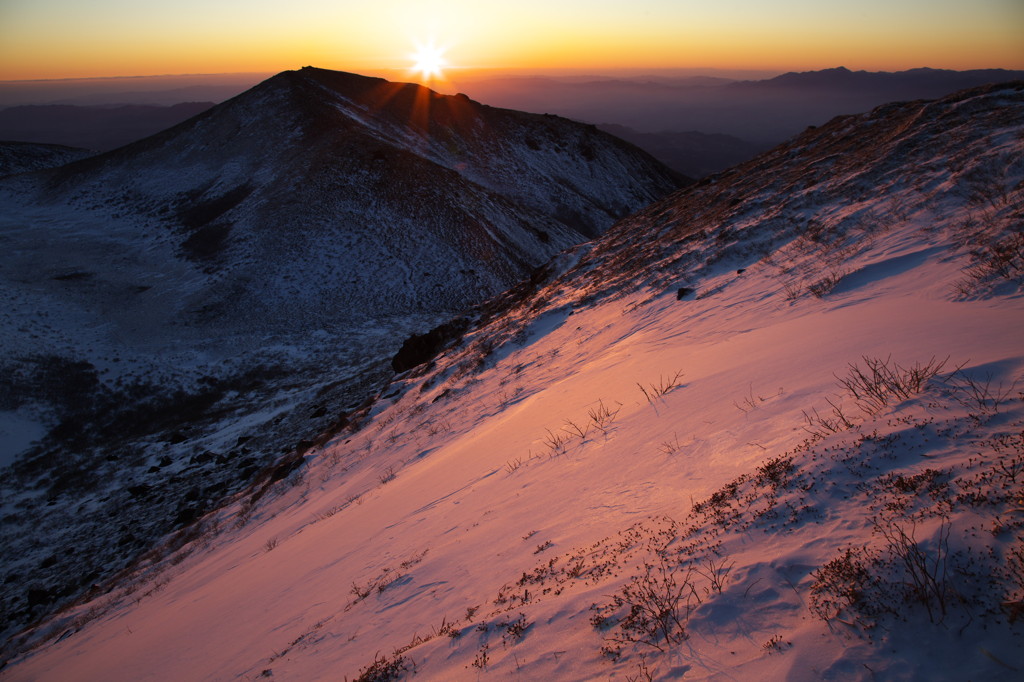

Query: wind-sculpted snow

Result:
[0,68,678,644]
[3,81,1020,679]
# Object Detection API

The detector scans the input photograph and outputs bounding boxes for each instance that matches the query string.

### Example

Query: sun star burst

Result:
[411,41,447,81]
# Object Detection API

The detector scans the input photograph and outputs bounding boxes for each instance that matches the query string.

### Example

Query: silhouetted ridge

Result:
[760,66,1024,94]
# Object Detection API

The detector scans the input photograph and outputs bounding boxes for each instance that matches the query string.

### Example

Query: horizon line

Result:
[7,64,1023,85]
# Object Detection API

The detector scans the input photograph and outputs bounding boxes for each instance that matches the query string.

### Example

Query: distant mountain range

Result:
[459,66,1024,146]
[0,72,270,108]
[0,102,214,151]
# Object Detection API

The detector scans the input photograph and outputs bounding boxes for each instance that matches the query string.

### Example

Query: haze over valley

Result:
[5,66,1024,178]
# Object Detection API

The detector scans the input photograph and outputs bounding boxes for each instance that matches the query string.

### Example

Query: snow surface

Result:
[3,83,1023,680]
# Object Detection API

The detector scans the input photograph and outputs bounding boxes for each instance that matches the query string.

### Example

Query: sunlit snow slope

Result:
[3,82,1023,680]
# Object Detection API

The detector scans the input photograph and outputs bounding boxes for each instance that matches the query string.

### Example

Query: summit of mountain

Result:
[0,65,681,379]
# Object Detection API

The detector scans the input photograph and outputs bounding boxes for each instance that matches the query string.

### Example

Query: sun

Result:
[411,40,447,81]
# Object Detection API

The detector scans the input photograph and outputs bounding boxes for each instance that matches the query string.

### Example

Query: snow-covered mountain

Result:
[10,66,679,337]
[4,80,1021,679]
[0,67,679,644]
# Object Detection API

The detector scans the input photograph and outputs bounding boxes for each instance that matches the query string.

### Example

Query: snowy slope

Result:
[0,68,679,644]
[3,83,1023,680]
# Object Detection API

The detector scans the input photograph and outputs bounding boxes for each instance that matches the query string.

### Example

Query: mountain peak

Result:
[283,65,392,95]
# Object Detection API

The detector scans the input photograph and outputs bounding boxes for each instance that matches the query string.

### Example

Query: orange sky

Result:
[1,0,1022,81]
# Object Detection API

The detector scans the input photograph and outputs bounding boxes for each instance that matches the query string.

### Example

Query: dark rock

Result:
[267,452,304,484]
[127,484,151,498]
[191,451,216,465]
[174,507,200,526]
[26,588,52,608]
[391,317,471,373]
[166,431,187,444]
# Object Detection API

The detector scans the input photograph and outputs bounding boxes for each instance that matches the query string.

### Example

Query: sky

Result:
[0,0,1022,81]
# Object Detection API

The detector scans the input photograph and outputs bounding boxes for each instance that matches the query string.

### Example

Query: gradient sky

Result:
[1,0,1022,80]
